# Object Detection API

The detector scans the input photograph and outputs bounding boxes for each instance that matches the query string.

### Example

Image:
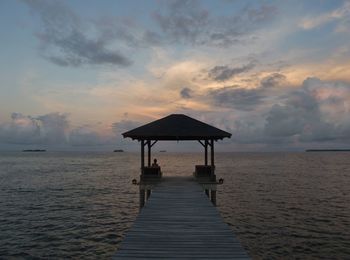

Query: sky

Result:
[1,0,350,151]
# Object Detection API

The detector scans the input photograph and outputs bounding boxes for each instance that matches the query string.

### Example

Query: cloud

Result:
[152,0,277,46]
[0,113,40,144]
[22,0,131,67]
[207,72,286,111]
[36,113,69,144]
[180,87,193,99]
[153,0,209,44]
[0,112,69,145]
[112,119,143,135]
[208,62,255,81]
[209,86,265,111]
[300,1,350,32]
[202,76,350,147]
[69,125,111,146]
[264,77,350,142]
[0,112,118,148]
[260,73,286,88]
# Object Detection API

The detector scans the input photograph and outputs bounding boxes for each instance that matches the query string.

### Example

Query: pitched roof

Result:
[122,114,231,141]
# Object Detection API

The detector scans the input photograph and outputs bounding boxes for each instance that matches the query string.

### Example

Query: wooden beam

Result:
[147,140,151,167]
[197,140,205,147]
[141,140,145,172]
[151,140,158,147]
[210,139,215,177]
[204,140,208,166]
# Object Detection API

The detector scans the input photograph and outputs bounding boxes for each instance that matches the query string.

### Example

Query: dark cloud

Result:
[22,0,131,67]
[207,72,287,111]
[264,77,349,142]
[153,0,277,46]
[225,119,263,144]
[142,30,163,45]
[209,86,264,111]
[21,0,278,68]
[180,87,193,99]
[208,62,255,81]
[204,76,350,147]
[153,0,209,44]
[112,119,142,135]
[260,73,286,88]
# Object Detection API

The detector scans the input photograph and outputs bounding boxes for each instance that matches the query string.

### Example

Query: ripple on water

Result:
[0,152,350,259]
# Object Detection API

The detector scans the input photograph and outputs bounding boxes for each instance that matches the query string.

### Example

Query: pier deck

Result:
[114,177,250,259]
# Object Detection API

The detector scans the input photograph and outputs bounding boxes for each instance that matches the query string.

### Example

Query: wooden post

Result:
[210,139,214,167]
[146,189,151,200]
[210,139,215,180]
[205,189,209,197]
[141,140,145,174]
[147,140,151,167]
[204,140,207,165]
[211,190,217,206]
[139,189,145,208]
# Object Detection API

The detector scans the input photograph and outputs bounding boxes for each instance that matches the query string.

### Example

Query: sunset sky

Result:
[1,0,350,151]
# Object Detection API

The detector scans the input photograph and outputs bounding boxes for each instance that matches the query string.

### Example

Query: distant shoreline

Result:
[306,149,350,152]
[22,149,46,152]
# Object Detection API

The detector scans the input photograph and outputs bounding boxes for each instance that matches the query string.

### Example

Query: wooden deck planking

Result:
[114,177,250,259]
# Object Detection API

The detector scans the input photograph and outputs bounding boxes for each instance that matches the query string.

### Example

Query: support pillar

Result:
[147,140,151,167]
[139,189,145,208]
[146,189,151,200]
[210,139,215,181]
[141,140,145,174]
[204,140,208,166]
[211,190,217,206]
[205,189,209,197]
[210,139,214,168]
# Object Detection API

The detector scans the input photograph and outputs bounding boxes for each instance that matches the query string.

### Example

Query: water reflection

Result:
[0,152,349,259]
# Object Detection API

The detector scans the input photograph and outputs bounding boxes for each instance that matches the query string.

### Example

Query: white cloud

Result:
[300,2,350,31]
[0,112,68,145]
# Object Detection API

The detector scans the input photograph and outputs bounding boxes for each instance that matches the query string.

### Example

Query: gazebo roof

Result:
[122,114,231,141]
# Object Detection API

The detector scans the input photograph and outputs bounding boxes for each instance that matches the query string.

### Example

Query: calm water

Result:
[0,152,349,259]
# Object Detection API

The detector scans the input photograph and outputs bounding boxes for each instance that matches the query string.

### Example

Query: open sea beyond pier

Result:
[0,152,349,259]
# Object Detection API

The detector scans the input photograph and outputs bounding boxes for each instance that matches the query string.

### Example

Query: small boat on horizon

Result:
[159,150,167,153]
[113,149,124,152]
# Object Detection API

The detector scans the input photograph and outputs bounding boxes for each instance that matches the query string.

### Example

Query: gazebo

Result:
[122,114,231,206]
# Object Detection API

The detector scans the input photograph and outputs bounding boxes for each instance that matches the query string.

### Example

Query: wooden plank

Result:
[114,177,250,259]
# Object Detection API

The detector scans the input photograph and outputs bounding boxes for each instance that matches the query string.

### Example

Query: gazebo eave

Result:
[123,135,230,141]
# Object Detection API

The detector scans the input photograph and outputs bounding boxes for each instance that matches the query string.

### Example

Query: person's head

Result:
[153,158,157,163]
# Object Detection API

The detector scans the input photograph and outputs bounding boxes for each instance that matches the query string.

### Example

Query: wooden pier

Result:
[116,114,249,259]
[114,177,250,259]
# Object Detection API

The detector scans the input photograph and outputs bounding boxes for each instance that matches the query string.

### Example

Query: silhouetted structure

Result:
[123,113,231,180]
[116,115,249,259]
[123,114,231,207]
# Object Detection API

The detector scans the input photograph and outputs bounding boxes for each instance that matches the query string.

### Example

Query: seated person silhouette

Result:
[152,158,159,167]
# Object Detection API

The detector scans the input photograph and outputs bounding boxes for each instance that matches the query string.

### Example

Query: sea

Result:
[0,152,349,259]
